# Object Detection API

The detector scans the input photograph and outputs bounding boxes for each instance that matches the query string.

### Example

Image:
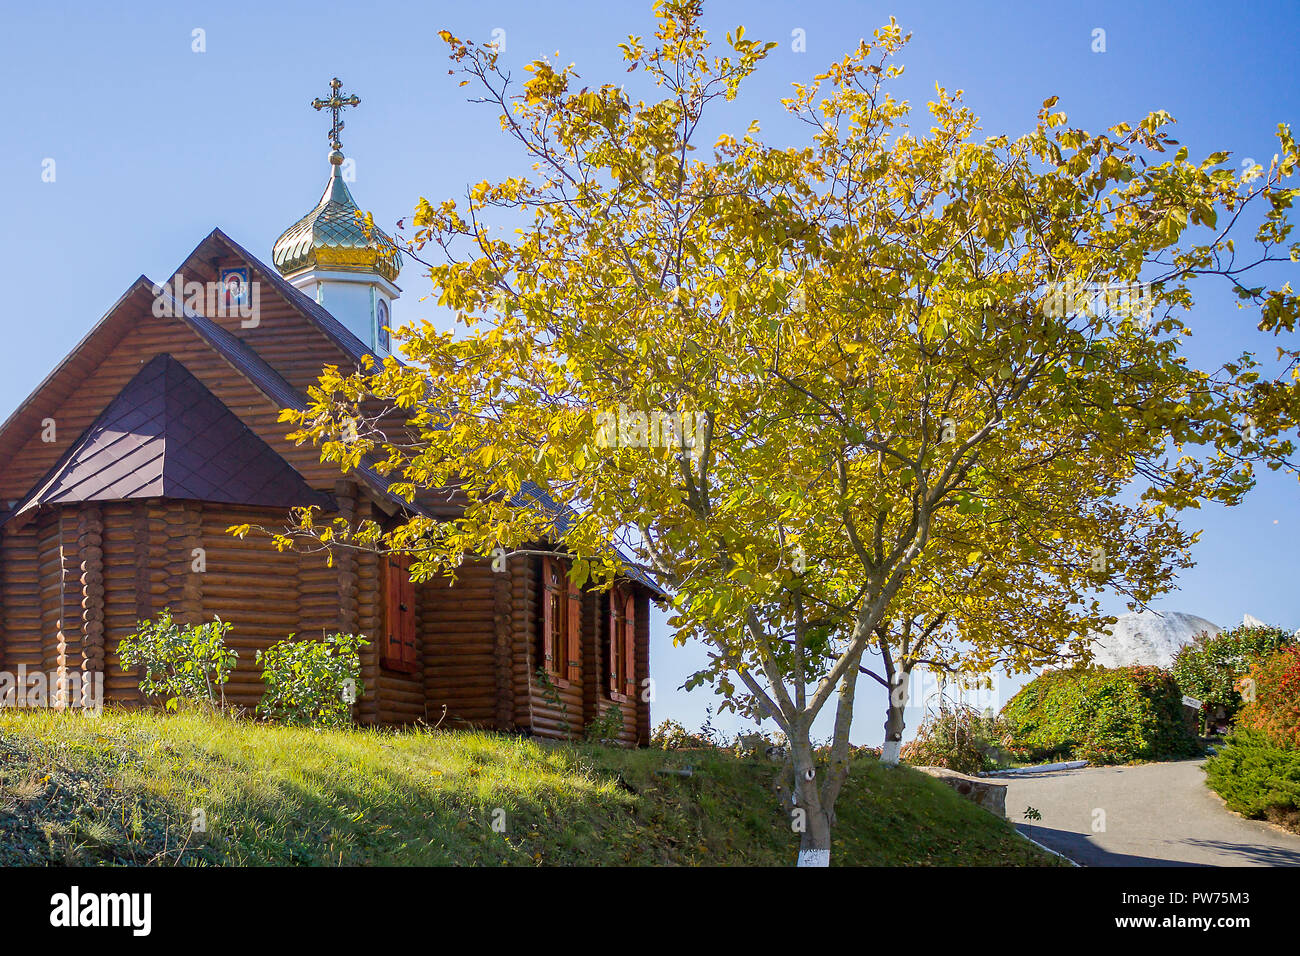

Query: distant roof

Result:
[11,354,334,517]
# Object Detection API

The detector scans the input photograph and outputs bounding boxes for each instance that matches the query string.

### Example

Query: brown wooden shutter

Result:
[381,554,400,667]
[398,556,417,670]
[541,556,557,675]
[565,566,582,683]
[608,588,623,696]
[623,591,637,696]
[382,553,418,673]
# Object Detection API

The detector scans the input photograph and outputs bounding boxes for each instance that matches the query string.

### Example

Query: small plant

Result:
[697,705,727,748]
[651,718,692,750]
[650,718,717,750]
[117,610,237,711]
[256,633,367,727]
[1024,806,1042,821]
[584,703,625,745]
[901,705,1006,775]
[534,667,572,739]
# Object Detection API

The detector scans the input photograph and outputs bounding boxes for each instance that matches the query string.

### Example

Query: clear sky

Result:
[3,0,1297,744]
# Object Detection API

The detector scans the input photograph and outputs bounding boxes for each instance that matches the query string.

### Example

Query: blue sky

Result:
[3,0,1298,744]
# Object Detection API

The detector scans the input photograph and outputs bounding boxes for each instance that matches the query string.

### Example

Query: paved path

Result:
[998,759,1300,866]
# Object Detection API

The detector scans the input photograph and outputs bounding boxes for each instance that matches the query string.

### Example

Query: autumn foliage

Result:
[1237,646,1300,749]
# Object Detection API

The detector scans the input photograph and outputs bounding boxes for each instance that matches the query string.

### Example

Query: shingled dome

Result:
[271,152,402,282]
[12,353,333,516]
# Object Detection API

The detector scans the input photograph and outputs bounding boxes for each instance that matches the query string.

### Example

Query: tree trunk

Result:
[880,666,911,767]
[791,728,832,866]
[797,807,832,867]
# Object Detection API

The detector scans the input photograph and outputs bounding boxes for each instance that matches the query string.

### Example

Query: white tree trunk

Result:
[797,849,830,867]
[881,666,910,767]
[880,739,902,766]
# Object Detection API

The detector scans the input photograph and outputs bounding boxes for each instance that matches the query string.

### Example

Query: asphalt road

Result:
[998,759,1300,866]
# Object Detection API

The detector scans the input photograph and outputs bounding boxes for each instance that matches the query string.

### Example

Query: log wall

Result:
[419,560,499,729]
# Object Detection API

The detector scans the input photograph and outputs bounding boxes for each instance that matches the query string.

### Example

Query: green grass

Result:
[0,706,1060,866]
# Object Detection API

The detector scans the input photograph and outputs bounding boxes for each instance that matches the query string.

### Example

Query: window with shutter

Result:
[607,587,624,697]
[381,553,418,673]
[565,565,582,683]
[541,557,564,679]
[623,592,637,697]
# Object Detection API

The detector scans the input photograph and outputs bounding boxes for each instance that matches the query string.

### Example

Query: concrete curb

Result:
[1014,827,1082,866]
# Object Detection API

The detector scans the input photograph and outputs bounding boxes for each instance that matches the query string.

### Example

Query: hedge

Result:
[1000,665,1197,765]
[1204,728,1300,830]
[900,706,1004,776]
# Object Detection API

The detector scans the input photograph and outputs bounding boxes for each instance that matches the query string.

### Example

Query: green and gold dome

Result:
[271,149,402,282]
[272,78,402,355]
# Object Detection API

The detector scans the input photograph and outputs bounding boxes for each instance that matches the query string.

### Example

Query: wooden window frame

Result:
[381,552,418,673]
[622,590,637,699]
[606,585,634,703]
[541,556,582,687]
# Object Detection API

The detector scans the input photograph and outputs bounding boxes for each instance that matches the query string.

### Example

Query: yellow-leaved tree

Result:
[265,3,1300,864]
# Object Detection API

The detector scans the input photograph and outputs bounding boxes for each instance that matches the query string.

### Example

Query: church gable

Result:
[162,228,381,397]
[0,281,350,507]
[11,354,333,519]
[0,268,415,520]
[0,277,157,498]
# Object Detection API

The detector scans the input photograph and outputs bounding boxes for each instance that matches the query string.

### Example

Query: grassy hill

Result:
[0,708,1059,866]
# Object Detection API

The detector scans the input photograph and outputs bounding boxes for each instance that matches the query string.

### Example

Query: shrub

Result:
[901,705,1005,776]
[1204,728,1300,831]
[585,703,625,745]
[256,633,367,727]
[651,718,714,750]
[117,610,237,711]
[1172,624,1295,731]
[1236,646,1300,749]
[1000,666,1197,765]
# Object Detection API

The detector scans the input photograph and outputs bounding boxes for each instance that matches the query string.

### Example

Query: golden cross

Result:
[311,77,361,152]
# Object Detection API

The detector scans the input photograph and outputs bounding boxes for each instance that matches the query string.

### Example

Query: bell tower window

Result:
[376,298,391,352]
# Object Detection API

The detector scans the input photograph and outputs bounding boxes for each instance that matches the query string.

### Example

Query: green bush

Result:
[900,706,1005,776]
[1000,666,1197,765]
[651,718,718,750]
[117,610,237,711]
[1236,646,1300,749]
[1204,728,1300,830]
[585,703,625,745]
[256,633,367,727]
[1172,624,1295,732]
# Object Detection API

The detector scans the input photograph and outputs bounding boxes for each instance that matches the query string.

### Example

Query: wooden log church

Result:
[0,79,657,744]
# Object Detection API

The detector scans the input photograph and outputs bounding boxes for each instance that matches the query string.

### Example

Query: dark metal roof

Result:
[13,354,334,516]
[515,480,668,599]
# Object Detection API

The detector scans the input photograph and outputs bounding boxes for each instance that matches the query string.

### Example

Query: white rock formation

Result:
[1242,613,1267,627]
[1089,610,1221,670]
